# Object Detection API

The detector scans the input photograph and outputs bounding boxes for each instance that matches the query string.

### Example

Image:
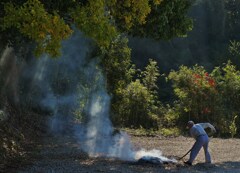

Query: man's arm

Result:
[199,123,216,133]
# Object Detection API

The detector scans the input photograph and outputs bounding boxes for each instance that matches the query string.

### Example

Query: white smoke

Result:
[16,31,92,134]
[134,149,177,163]
[66,33,176,163]
[73,56,135,159]
[0,47,23,104]
[1,30,176,163]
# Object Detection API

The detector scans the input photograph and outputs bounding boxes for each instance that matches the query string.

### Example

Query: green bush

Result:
[160,127,181,137]
[229,114,238,138]
[167,61,240,137]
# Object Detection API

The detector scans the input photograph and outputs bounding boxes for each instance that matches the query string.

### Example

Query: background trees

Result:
[0,2,194,161]
[1,0,240,138]
[113,59,161,129]
[167,61,240,136]
[0,0,193,57]
[2,0,240,170]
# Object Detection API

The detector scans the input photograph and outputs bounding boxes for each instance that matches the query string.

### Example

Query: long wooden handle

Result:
[178,148,192,160]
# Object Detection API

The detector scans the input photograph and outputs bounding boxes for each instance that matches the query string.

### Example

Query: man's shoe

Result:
[184,161,192,166]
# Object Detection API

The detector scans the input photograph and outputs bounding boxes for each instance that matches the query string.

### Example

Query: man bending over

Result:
[184,120,216,166]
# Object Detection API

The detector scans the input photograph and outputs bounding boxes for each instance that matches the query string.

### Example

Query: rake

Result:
[177,147,192,161]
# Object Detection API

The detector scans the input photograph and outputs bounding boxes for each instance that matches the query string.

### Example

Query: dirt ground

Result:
[131,135,240,172]
[8,134,240,173]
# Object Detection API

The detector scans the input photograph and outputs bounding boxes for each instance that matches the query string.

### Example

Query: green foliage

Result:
[141,59,160,93]
[116,79,155,128]
[122,126,181,137]
[217,61,240,113]
[160,127,181,137]
[123,127,160,137]
[1,0,72,57]
[229,40,240,57]
[229,114,238,138]
[162,104,180,127]
[128,0,193,40]
[99,38,162,130]
[109,58,162,129]
[168,65,217,123]
[71,0,118,48]
[99,36,136,125]
[74,63,105,123]
[107,0,151,30]
[0,0,193,57]
[73,85,91,122]
[167,61,240,136]
[101,36,134,95]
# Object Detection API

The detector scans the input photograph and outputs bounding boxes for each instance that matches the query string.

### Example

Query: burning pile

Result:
[138,156,175,164]
[21,31,178,165]
[135,149,177,165]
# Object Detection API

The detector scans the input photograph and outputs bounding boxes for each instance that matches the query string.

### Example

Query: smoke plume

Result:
[0,31,176,163]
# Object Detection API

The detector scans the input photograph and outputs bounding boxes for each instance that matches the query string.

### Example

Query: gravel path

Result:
[13,134,240,173]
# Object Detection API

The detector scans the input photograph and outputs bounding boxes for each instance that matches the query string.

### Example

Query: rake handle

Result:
[178,148,192,160]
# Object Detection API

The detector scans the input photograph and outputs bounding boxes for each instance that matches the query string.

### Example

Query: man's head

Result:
[187,120,194,129]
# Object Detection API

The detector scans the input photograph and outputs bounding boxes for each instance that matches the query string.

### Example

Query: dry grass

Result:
[10,135,240,173]
[130,135,240,172]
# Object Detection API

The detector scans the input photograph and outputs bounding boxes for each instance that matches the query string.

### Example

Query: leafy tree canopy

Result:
[0,0,193,57]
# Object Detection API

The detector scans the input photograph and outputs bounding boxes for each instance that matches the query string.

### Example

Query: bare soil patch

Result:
[131,135,240,173]
[7,135,240,173]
